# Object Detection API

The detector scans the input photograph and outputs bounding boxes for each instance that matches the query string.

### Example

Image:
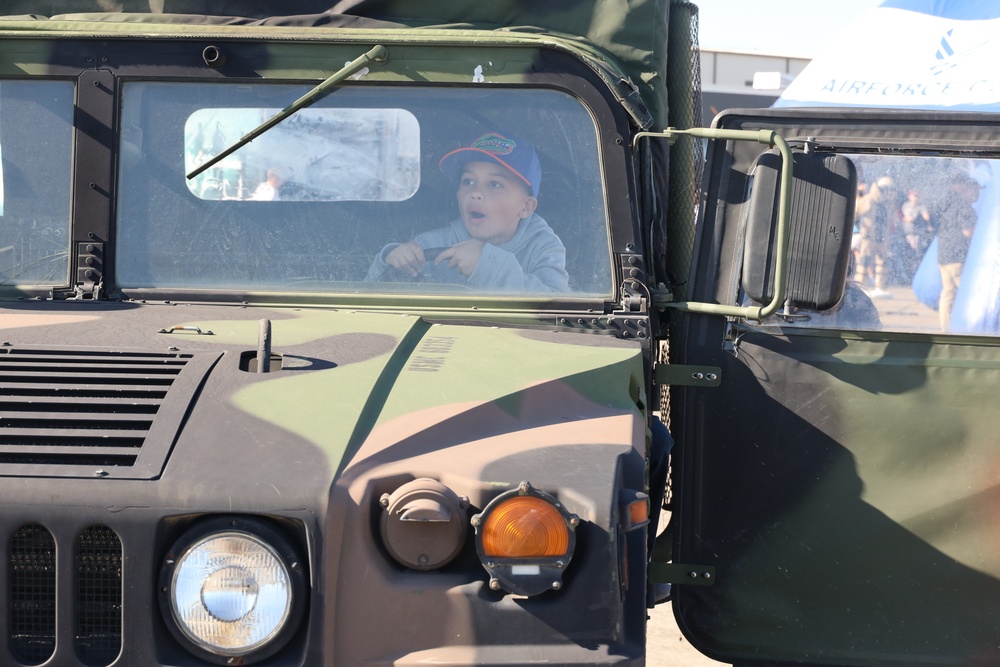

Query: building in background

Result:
[700,48,810,125]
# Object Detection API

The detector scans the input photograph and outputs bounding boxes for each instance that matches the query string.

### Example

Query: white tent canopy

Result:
[775,0,1000,110]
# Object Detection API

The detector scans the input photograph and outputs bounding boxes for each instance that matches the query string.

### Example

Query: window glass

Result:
[185,108,420,202]
[116,82,612,297]
[0,81,73,287]
[763,154,999,335]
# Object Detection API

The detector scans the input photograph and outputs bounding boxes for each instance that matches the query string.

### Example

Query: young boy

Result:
[365,132,569,292]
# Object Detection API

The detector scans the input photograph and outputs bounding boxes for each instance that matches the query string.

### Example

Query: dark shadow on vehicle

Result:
[674,328,1000,666]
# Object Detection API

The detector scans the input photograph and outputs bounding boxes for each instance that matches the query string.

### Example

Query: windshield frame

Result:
[102,42,636,311]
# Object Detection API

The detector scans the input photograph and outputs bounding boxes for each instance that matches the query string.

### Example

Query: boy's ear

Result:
[519,196,538,219]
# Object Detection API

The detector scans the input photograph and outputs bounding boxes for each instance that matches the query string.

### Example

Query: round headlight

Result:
[160,519,306,664]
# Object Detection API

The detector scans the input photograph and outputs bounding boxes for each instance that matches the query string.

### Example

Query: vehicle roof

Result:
[0,0,670,128]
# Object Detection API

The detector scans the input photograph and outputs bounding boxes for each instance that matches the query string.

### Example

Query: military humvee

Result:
[2,1,999,666]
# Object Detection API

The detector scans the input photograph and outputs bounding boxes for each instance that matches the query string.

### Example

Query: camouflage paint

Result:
[0,3,664,663]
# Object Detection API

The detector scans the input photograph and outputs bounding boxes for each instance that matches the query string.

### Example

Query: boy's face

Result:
[456,160,537,245]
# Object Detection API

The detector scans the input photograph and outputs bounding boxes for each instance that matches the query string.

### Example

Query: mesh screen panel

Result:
[75,526,123,666]
[9,524,56,665]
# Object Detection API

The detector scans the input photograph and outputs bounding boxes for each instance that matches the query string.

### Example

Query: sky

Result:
[696,0,884,58]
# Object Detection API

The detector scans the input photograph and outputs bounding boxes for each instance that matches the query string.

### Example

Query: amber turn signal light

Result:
[481,495,570,558]
[471,481,579,596]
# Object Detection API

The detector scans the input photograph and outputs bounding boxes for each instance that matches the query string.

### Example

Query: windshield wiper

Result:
[186,44,389,180]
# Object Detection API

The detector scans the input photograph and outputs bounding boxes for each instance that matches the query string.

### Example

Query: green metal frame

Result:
[635,127,793,321]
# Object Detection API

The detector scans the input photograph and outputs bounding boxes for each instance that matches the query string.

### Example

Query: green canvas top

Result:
[0,0,671,128]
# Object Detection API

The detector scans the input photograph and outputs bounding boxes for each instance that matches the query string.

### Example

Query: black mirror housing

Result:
[742,149,857,311]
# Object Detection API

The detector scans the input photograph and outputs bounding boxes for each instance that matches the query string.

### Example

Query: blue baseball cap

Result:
[439,132,541,197]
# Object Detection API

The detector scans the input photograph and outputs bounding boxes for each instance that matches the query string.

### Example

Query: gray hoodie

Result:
[365,213,569,292]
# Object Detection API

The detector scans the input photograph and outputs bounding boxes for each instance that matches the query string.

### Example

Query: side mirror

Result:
[742,149,857,311]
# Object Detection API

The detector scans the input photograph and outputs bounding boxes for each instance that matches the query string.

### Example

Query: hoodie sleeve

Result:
[468,217,569,292]
[364,223,464,282]
[363,243,401,282]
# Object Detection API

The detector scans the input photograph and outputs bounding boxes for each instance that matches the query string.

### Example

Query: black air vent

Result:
[0,348,218,478]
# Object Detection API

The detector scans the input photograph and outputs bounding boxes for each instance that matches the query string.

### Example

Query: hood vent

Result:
[0,347,219,478]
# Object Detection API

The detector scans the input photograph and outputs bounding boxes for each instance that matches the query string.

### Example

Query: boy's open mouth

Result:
[468,211,486,220]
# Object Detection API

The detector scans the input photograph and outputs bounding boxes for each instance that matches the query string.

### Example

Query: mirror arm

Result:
[186,44,390,180]
[634,128,793,321]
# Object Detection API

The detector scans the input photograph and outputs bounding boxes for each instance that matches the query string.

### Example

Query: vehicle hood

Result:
[0,300,643,512]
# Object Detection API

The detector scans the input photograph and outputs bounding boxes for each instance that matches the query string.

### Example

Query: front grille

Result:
[8,524,123,667]
[75,527,124,666]
[9,524,56,666]
[0,347,217,478]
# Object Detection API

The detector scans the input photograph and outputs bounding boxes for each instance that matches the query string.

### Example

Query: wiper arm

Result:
[186,44,389,180]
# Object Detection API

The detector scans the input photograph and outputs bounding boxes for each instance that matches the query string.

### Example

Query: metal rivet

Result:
[692,372,704,380]
[706,373,718,381]
[489,579,501,591]
[551,581,561,590]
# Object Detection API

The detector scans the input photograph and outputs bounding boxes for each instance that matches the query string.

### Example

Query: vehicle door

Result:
[669,108,1000,667]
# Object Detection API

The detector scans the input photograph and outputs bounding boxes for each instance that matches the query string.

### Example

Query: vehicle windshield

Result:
[116,83,612,297]
[0,81,74,287]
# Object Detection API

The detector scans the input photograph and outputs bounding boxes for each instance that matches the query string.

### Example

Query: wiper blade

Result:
[186,44,389,180]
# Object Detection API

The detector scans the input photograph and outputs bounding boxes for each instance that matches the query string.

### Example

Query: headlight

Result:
[472,481,579,596]
[160,517,306,665]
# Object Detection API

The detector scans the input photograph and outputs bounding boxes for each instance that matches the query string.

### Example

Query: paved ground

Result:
[647,602,726,666]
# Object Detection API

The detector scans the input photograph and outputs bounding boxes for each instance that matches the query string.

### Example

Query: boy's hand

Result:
[385,242,426,276]
[436,240,484,277]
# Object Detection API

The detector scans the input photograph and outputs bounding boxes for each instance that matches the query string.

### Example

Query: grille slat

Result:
[0,363,183,374]
[0,354,187,366]
[0,427,150,439]
[0,384,169,399]
[1,371,176,384]
[1,411,154,425]
[0,445,142,457]
[0,398,161,413]
[0,349,192,469]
